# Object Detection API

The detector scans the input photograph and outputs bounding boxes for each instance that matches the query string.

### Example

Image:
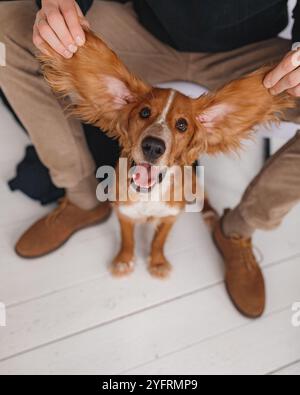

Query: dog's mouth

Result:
[131,162,166,192]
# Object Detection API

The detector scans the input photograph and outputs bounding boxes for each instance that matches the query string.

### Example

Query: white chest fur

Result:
[119,201,180,221]
[118,166,182,221]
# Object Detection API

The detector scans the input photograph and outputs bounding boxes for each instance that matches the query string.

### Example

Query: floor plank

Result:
[1,202,300,307]
[0,232,221,361]
[126,308,300,375]
[0,209,221,306]
[273,360,300,375]
[0,255,299,374]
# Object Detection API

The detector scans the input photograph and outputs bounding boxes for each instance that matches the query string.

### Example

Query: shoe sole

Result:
[212,230,265,319]
[15,208,112,260]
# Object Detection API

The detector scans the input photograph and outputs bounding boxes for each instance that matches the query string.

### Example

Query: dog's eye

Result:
[176,118,188,132]
[139,107,151,119]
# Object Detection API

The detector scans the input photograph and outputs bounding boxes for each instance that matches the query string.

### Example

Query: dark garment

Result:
[9,146,65,205]
[36,0,300,52]
[8,131,120,205]
[134,0,293,52]
[293,1,300,41]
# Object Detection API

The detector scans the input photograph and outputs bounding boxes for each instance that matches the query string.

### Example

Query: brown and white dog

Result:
[40,30,293,278]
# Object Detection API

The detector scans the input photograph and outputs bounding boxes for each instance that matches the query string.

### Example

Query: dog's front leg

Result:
[149,217,176,279]
[111,214,135,277]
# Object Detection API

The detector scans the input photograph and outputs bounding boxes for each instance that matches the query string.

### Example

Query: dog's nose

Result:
[142,137,166,162]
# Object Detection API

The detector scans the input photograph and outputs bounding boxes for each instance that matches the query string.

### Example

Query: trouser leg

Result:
[224,132,300,236]
[0,1,98,209]
[187,36,300,236]
[86,1,188,86]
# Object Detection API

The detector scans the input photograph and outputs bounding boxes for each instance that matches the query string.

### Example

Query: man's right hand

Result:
[33,0,90,58]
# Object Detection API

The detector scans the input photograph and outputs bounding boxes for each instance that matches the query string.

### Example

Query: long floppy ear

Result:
[39,30,151,138]
[188,67,295,160]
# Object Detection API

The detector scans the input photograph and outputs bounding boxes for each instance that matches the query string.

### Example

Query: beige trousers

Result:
[0,0,299,227]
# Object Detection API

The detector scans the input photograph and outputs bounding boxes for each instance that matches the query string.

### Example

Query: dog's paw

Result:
[148,258,172,279]
[111,258,135,277]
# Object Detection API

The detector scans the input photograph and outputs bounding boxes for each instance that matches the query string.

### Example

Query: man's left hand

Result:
[264,50,300,97]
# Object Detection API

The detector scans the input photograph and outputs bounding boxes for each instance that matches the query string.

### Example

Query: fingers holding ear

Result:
[33,24,50,56]
[269,67,300,96]
[33,0,90,59]
[36,17,73,58]
[60,0,86,47]
[264,50,300,97]
[45,7,77,54]
[34,8,74,58]
[264,51,300,89]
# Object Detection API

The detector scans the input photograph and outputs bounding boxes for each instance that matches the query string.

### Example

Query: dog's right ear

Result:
[187,67,295,160]
[39,30,151,137]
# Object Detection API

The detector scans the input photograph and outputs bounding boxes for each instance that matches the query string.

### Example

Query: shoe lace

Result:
[232,236,260,272]
[46,198,70,226]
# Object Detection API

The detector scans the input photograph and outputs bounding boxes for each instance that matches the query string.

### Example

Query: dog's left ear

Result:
[39,30,151,137]
[186,68,295,163]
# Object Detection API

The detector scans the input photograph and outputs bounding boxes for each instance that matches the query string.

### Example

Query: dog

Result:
[40,30,294,278]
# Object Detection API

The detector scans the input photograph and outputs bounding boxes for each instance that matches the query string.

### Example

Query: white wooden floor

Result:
[0,100,300,375]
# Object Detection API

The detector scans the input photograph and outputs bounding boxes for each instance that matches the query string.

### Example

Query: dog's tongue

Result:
[133,164,160,189]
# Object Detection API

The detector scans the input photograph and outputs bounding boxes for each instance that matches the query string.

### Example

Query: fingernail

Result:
[80,17,90,29]
[291,53,300,67]
[68,44,78,53]
[75,36,85,46]
[264,79,272,89]
[63,50,73,59]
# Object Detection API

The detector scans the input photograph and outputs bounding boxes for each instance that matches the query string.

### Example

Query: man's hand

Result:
[264,50,300,97]
[33,0,90,58]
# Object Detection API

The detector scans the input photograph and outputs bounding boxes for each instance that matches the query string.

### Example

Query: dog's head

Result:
[40,30,294,189]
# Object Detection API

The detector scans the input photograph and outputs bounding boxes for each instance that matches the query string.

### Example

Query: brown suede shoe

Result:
[213,210,266,319]
[15,198,112,259]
